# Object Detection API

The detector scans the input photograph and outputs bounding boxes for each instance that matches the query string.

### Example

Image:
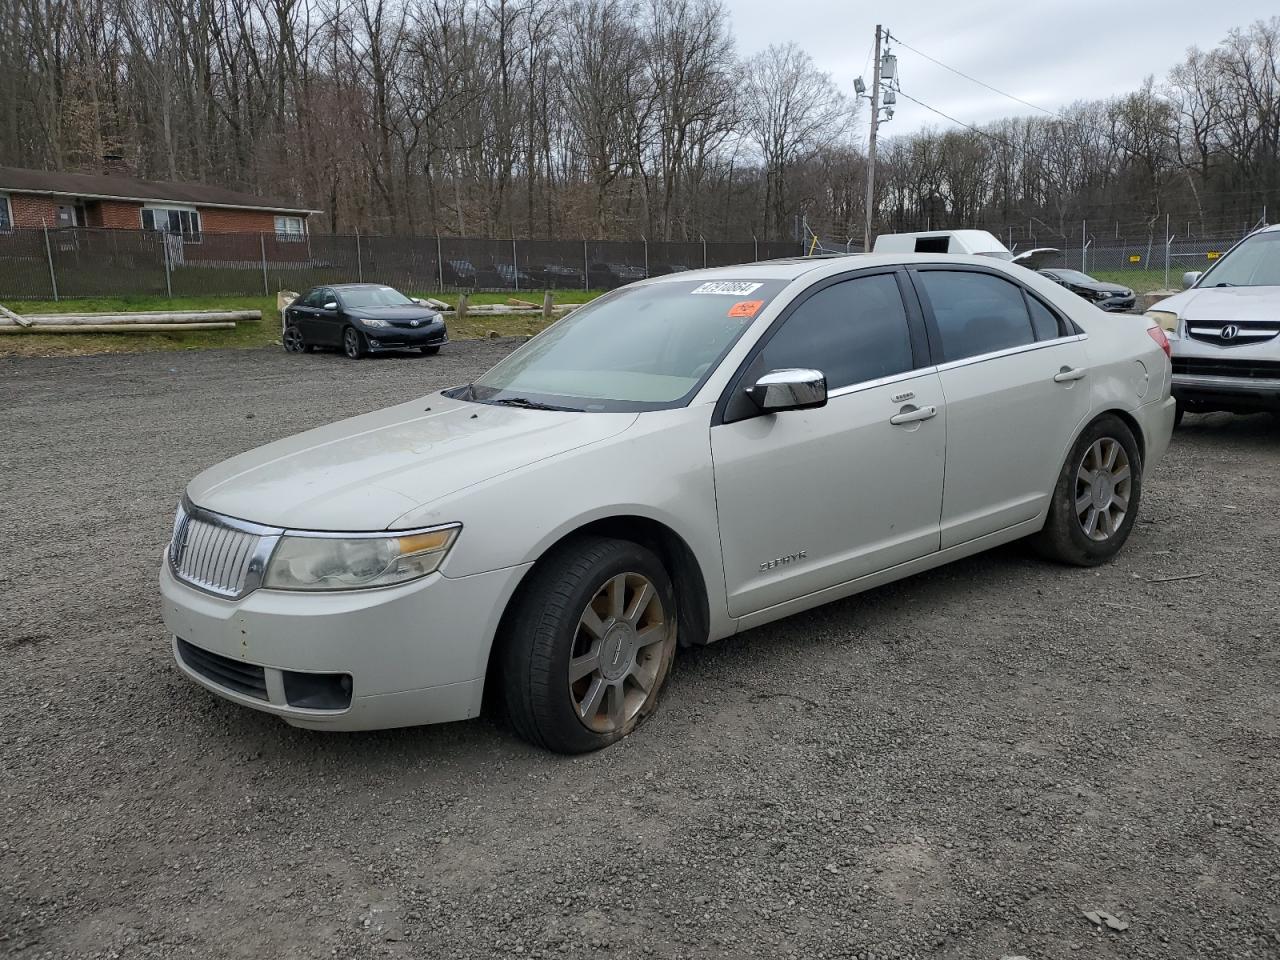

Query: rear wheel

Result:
[501,536,677,753]
[1034,414,1142,566]
[283,325,307,354]
[342,326,366,360]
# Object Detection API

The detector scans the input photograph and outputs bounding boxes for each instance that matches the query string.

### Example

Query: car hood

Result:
[186,395,638,531]
[1150,285,1280,321]
[351,305,443,321]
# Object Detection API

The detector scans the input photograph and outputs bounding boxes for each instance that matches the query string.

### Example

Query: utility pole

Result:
[863,25,883,253]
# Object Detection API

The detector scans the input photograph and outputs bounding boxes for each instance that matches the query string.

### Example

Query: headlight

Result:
[263,525,460,591]
[1145,310,1179,333]
[359,317,390,328]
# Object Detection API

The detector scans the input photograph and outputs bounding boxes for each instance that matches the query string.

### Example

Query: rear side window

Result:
[915,271,1038,362]
[756,273,913,390]
[1027,294,1066,340]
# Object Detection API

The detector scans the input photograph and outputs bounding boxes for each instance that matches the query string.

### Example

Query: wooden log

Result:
[0,310,261,326]
[507,297,537,308]
[0,303,33,326]
[456,293,469,322]
[425,297,450,310]
[542,291,554,321]
[0,322,237,334]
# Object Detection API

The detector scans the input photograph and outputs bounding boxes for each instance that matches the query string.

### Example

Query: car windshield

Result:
[462,278,789,412]
[1051,270,1094,283]
[1197,231,1280,287]
[341,286,415,308]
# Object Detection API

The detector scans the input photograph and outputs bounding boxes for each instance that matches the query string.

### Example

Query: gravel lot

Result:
[2,342,1278,960]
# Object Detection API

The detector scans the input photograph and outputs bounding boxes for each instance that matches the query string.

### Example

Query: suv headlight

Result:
[1145,310,1179,333]
[263,525,460,591]
[359,317,390,328]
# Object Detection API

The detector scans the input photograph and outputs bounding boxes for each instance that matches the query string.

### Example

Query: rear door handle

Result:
[889,404,938,425]
[1053,367,1088,383]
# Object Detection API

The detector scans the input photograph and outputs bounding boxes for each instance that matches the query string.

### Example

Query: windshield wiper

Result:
[489,396,583,412]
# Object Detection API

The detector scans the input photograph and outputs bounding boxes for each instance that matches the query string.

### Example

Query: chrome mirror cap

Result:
[1182,271,1202,290]
[746,368,827,413]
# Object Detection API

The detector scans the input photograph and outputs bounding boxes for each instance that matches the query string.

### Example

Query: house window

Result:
[141,206,201,242]
[275,215,306,241]
[0,194,12,231]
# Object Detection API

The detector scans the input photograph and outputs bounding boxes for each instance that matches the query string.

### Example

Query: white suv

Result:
[1149,224,1280,421]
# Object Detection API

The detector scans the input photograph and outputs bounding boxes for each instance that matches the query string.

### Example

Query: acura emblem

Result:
[1220,324,1240,340]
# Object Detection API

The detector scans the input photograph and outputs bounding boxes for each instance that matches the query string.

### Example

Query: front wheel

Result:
[342,326,366,360]
[1034,414,1143,566]
[418,345,441,356]
[500,537,677,753]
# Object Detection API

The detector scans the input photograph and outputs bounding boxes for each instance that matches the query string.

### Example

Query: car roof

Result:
[328,282,398,290]
[636,252,1036,286]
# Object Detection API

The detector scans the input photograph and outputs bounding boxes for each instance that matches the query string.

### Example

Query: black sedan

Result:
[1038,269,1136,312]
[283,283,448,359]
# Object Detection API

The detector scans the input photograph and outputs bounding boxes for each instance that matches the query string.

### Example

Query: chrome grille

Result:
[169,501,279,599]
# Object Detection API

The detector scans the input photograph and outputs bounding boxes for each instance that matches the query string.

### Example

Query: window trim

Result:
[141,204,202,243]
[0,193,11,231]
[713,265,931,426]
[905,263,1081,368]
[274,214,306,241]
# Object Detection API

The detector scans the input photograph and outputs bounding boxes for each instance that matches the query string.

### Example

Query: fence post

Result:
[1081,220,1087,271]
[163,234,173,298]
[701,234,707,268]
[355,230,363,283]
[42,221,59,301]
[1164,214,1171,290]
[436,236,444,290]
[753,234,758,262]
[583,240,588,291]
[512,238,519,292]
[642,235,649,278]
[260,234,269,296]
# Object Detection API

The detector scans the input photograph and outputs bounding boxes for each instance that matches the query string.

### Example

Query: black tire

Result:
[418,345,441,356]
[283,325,307,354]
[500,536,677,753]
[1034,414,1143,567]
[342,326,366,360]
[1174,400,1185,428]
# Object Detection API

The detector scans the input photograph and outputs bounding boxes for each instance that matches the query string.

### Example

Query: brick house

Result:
[0,165,318,241]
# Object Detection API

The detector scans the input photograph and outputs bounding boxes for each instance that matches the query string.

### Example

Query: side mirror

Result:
[1182,271,1202,290]
[746,368,827,414]
[412,297,427,306]
[323,301,338,311]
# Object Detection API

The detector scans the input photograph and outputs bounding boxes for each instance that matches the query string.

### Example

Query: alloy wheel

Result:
[1074,437,1132,541]
[283,326,305,353]
[569,572,672,734]
[343,327,362,359]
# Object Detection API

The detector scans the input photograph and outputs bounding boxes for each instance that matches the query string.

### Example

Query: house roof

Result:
[0,166,320,215]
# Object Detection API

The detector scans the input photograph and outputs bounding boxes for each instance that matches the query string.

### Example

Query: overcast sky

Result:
[723,0,1276,142]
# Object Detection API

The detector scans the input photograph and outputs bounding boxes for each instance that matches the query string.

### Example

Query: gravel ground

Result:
[2,343,1278,960]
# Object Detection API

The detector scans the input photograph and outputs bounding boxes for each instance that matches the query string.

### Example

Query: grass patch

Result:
[0,290,603,358]
[1090,270,1183,295]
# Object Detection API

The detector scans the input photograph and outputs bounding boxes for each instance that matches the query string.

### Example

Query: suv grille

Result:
[1187,321,1279,347]
[170,504,275,598]
[177,638,269,700]
[1173,357,1280,380]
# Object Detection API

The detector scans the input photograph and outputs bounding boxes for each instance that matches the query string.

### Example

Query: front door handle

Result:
[1053,367,1088,383]
[889,404,938,426]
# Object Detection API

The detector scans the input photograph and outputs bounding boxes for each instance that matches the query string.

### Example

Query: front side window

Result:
[0,194,11,231]
[463,278,789,411]
[755,273,914,390]
[915,270,1038,363]
[1196,230,1280,288]
[275,215,305,240]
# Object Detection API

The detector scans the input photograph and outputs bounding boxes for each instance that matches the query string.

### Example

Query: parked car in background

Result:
[1147,224,1280,422]
[536,263,585,289]
[588,261,647,289]
[1038,268,1136,312]
[163,254,1173,753]
[441,259,478,286]
[477,262,536,289]
[283,283,448,359]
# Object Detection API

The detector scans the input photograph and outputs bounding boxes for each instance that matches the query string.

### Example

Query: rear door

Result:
[290,288,322,340]
[711,269,946,618]
[910,267,1092,548]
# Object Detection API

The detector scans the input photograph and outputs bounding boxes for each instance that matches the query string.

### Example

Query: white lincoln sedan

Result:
[160,254,1175,752]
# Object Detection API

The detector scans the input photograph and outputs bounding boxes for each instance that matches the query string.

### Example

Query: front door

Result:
[910,267,1093,548]
[711,271,946,619]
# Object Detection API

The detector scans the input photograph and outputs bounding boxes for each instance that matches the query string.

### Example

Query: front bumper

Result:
[1172,373,1280,412]
[363,322,449,352]
[1099,296,1136,313]
[159,557,530,730]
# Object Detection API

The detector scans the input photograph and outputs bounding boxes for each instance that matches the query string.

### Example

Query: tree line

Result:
[1,0,1277,243]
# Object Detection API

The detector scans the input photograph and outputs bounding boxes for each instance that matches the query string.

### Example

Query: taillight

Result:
[1146,325,1171,358]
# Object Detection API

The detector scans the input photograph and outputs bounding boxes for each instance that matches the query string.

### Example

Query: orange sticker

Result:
[728,299,764,318]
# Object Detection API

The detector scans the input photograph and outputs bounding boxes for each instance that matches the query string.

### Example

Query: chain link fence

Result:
[0,228,804,301]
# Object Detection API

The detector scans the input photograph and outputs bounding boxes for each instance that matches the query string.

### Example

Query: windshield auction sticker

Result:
[691,281,763,296]
[728,300,764,318]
